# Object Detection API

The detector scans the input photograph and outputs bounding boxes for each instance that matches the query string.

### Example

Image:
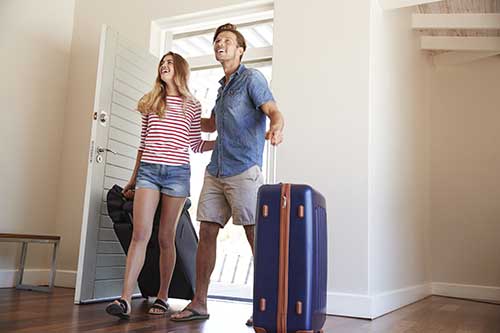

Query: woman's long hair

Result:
[137,52,193,117]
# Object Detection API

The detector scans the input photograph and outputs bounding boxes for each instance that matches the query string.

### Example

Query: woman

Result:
[105,52,215,319]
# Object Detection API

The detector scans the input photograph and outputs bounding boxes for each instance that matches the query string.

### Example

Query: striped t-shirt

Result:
[138,96,205,165]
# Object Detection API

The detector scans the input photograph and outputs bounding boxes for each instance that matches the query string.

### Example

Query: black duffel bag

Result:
[106,184,197,300]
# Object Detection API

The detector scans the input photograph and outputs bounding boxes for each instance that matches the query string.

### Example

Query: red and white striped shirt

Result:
[138,96,205,165]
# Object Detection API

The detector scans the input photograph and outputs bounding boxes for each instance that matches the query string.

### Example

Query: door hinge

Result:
[89,140,95,163]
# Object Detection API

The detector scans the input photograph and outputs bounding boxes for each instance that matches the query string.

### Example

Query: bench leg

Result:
[48,241,59,289]
[16,242,28,287]
[16,241,58,293]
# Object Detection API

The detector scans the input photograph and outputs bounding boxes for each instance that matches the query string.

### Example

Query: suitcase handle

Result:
[267,143,277,184]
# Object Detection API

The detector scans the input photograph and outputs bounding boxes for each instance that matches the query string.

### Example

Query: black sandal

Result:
[148,298,170,315]
[170,307,210,322]
[105,299,130,319]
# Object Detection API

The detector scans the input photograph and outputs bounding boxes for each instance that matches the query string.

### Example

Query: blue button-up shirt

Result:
[207,64,275,178]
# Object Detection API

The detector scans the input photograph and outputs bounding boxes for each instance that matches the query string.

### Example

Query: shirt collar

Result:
[218,64,246,86]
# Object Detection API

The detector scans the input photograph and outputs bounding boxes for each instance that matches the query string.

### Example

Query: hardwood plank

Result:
[0,289,499,332]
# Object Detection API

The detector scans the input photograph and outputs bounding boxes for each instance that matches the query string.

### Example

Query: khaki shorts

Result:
[197,165,264,227]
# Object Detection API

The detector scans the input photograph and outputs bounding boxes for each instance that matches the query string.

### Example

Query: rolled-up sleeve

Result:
[247,69,275,109]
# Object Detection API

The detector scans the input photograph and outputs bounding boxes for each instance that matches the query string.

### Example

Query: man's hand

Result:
[266,122,283,145]
[261,101,284,146]
[201,112,216,133]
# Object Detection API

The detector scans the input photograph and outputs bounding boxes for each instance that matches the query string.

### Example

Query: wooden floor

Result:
[0,288,499,332]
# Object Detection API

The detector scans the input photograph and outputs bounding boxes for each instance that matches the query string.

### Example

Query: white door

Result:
[75,25,157,303]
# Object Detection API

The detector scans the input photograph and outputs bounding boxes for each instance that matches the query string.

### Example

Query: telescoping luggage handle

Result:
[266,142,277,184]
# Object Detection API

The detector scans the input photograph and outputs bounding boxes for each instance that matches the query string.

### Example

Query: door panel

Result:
[75,25,157,303]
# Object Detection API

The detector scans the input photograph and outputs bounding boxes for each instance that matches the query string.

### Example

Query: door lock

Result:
[99,110,109,126]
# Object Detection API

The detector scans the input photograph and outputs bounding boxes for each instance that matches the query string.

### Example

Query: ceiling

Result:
[417,0,500,37]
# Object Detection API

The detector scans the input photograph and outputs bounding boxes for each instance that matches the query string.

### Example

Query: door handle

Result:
[96,146,117,154]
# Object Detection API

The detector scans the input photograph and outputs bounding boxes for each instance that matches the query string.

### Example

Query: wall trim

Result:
[328,284,431,319]
[371,283,431,319]
[432,282,500,302]
[0,269,77,289]
[327,292,372,319]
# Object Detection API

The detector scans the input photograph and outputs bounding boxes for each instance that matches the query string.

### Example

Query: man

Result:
[171,23,284,325]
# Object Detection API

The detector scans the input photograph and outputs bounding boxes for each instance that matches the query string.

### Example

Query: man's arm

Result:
[201,112,216,133]
[260,101,284,145]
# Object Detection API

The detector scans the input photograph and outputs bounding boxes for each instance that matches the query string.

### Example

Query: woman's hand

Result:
[122,181,136,200]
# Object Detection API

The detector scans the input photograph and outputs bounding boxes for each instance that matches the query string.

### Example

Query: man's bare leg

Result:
[171,222,220,320]
[244,224,256,326]
[244,225,255,255]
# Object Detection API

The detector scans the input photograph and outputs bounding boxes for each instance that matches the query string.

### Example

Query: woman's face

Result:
[159,54,175,82]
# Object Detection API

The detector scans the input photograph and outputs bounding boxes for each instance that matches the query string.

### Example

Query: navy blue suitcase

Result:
[253,183,328,333]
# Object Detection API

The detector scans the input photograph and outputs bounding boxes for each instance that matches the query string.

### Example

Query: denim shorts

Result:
[135,161,191,197]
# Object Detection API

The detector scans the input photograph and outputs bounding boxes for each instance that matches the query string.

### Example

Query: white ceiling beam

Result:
[433,51,500,66]
[413,14,500,29]
[153,0,273,34]
[378,0,443,10]
[421,36,500,51]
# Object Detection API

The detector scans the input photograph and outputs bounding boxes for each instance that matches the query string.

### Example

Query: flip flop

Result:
[246,316,253,326]
[170,307,210,322]
[105,299,130,319]
[148,298,170,315]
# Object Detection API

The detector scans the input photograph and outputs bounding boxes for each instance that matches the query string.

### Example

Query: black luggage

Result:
[106,185,198,300]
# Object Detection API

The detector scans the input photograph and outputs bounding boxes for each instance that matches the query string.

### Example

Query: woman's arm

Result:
[122,113,147,198]
[122,150,142,199]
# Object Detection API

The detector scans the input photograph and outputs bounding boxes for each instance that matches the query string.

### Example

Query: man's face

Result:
[213,31,243,63]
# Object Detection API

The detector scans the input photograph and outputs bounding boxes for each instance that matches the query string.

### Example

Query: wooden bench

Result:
[0,233,60,292]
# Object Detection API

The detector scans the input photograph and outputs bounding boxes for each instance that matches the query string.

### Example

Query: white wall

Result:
[273,0,371,317]
[368,3,431,317]
[55,0,248,275]
[429,56,500,300]
[0,0,75,284]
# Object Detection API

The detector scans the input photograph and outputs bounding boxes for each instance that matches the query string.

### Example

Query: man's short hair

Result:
[213,23,247,52]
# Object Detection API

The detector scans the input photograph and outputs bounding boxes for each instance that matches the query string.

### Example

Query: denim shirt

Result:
[207,64,275,178]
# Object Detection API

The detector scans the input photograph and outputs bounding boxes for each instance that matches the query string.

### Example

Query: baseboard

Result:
[327,292,372,318]
[432,282,500,302]
[328,284,431,319]
[329,282,500,319]
[0,269,76,288]
[371,283,431,319]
